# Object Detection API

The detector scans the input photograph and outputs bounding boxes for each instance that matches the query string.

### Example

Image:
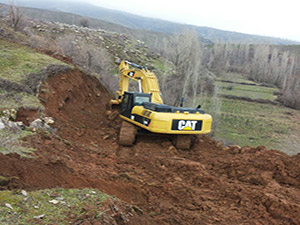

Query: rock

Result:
[58,102,64,110]
[80,221,91,225]
[105,110,112,116]
[7,120,25,132]
[33,214,45,219]
[5,203,13,210]
[30,118,56,133]
[174,176,183,182]
[228,145,241,150]
[21,190,28,196]
[15,122,26,130]
[44,117,54,124]
[2,109,17,120]
[240,146,253,153]
[103,135,110,140]
[30,119,44,129]
[0,121,5,130]
[49,199,59,204]
[228,145,241,154]
[93,222,102,225]
[108,111,119,121]
[114,57,121,64]
[216,141,225,148]
[223,146,230,151]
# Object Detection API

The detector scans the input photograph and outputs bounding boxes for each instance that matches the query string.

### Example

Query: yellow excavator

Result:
[111,60,212,149]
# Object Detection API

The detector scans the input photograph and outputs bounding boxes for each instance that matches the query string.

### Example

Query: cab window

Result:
[135,96,150,105]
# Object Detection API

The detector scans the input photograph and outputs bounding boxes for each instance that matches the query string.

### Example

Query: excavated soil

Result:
[2,68,300,224]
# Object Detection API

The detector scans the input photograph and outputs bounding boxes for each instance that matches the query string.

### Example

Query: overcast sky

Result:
[86,0,300,41]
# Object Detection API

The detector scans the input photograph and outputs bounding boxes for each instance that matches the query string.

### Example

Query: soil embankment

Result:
[1,69,300,224]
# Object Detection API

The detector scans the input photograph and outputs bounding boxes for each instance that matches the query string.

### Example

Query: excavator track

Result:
[119,121,137,146]
[173,135,192,150]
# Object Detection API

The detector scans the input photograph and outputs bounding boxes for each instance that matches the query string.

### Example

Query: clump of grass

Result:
[0,188,117,225]
[0,39,72,111]
[0,90,44,111]
[0,39,66,84]
[0,129,36,157]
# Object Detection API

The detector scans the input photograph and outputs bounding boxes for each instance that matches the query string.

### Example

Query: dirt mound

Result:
[2,69,300,224]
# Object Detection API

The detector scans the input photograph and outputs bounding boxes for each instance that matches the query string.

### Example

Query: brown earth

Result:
[1,68,300,224]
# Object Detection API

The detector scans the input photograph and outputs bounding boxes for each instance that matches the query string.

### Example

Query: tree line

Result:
[206,43,300,108]
[2,3,299,109]
[155,31,300,109]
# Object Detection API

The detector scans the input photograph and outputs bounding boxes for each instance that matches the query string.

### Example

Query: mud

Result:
[15,108,39,126]
[1,68,300,224]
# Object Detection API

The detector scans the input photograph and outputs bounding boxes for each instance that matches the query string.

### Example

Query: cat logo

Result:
[178,120,198,130]
[127,71,135,77]
[172,119,202,131]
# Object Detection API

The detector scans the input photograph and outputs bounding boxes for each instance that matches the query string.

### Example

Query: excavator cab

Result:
[120,92,151,118]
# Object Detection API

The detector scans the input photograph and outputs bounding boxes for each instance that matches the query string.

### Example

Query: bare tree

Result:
[8,1,23,31]
[79,18,89,28]
[0,5,3,18]
[280,74,300,109]
[157,30,216,105]
[206,42,300,108]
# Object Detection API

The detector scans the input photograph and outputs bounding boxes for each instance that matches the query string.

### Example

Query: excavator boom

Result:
[117,60,163,104]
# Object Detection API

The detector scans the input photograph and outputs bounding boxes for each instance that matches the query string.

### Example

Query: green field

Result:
[218,73,256,84]
[216,81,278,101]
[195,73,300,155]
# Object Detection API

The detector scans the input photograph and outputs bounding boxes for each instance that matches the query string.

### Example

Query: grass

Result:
[0,188,116,225]
[0,129,36,157]
[0,39,66,84]
[192,73,300,154]
[218,72,256,84]
[216,81,278,101]
[198,96,300,153]
[0,90,44,110]
[0,38,70,111]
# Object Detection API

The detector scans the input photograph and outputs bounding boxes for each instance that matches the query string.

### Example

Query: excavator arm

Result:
[116,60,163,104]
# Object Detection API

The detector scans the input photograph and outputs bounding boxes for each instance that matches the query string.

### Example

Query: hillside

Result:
[0,39,71,111]
[1,51,300,223]
[2,0,300,45]
[0,2,180,47]
[1,13,300,224]
[1,14,299,153]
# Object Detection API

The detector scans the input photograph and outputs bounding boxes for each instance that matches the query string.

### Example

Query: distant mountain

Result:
[0,2,175,48]
[1,0,299,45]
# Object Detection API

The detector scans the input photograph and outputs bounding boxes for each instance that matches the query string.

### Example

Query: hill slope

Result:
[1,64,300,224]
[1,14,300,224]
[2,0,300,45]
[0,39,70,111]
[0,2,179,47]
